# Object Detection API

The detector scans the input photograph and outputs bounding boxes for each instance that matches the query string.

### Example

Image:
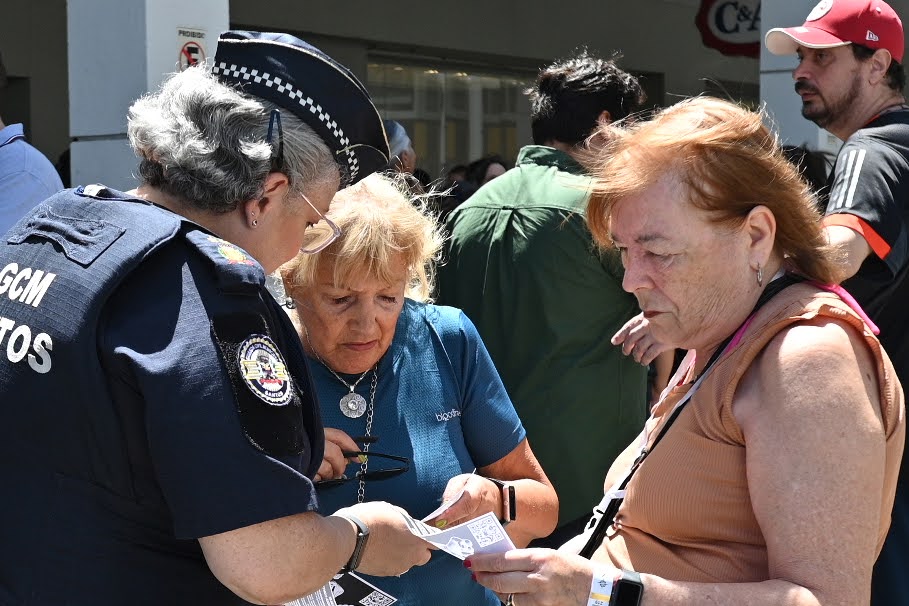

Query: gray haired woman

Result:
[0,31,432,605]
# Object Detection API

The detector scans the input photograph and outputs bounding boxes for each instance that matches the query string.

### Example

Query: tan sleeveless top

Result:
[590,283,905,582]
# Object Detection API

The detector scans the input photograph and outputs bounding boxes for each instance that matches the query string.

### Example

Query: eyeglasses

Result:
[264,109,341,255]
[315,450,410,488]
[299,192,342,254]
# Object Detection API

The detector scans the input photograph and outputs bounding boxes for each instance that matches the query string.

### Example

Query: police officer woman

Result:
[0,32,431,605]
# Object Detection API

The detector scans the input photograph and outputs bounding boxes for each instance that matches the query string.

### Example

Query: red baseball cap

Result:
[765,0,904,63]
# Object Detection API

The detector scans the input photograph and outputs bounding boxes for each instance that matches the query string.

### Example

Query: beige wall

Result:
[230,0,759,98]
[1,0,766,168]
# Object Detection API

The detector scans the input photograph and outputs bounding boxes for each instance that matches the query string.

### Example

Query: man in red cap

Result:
[767,2,909,604]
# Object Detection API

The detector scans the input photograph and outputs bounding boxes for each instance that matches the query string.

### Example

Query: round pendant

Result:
[340,392,367,418]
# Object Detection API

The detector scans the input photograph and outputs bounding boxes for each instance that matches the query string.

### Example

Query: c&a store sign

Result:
[696,0,761,58]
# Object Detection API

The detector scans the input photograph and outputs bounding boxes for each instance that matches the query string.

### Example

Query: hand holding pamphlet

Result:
[290,473,514,605]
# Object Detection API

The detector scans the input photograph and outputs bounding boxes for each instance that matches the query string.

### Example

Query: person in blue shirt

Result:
[0,51,63,233]
[0,31,433,606]
[0,117,64,235]
[280,171,559,606]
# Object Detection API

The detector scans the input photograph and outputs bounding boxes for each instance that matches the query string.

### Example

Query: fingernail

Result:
[463,559,472,569]
[435,520,447,528]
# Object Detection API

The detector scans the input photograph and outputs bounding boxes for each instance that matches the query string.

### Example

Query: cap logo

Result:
[867,30,881,41]
[806,0,833,21]
[238,335,293,406]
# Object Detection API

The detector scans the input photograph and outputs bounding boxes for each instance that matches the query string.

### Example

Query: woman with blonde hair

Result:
[466,97,904,606]
[280,172,558,606]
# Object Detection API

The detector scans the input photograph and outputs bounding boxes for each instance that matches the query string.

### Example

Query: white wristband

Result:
[588,566,616,606]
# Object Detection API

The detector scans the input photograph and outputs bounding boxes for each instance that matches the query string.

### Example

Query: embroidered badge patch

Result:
[238,335,293,405]
[208,235,255,265]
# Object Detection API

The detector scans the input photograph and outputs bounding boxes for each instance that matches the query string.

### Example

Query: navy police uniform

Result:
[0,185,322,604]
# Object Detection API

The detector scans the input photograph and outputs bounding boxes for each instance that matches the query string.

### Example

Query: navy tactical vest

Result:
[0,185,321,604]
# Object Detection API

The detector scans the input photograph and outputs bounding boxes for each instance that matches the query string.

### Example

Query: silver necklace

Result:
[322,363,373,418]
[302,325,380,501]
[301,323,375,418]
[356,369,379,503]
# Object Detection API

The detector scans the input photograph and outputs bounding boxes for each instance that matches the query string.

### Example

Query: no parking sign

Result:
[178,27,207,70]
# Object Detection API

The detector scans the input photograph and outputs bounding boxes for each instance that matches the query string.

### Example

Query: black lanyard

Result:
[578,273,803,559]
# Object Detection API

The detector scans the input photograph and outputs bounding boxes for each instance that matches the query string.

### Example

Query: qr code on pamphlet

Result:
[286,572,397,606]
[359,591,396,606]
[467,514,505,547]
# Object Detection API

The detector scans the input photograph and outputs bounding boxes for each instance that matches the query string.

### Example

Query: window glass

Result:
[367,60,665,180]
[367,61,532,181]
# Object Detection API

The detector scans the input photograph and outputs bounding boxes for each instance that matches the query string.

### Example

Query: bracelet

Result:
[587,566,616,606]
[331,512,370,573]
[485,477,516,526]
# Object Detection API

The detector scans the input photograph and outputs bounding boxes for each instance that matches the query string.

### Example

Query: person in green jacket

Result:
[437,50,654,547]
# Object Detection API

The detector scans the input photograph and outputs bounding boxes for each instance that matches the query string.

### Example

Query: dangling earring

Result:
[756,263,764,287]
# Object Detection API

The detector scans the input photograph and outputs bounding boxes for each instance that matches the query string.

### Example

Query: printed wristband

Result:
[588,566,616,606]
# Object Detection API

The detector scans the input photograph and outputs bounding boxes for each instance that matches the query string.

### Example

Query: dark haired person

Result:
[0,31,432,605]
[446,163,468,183]
[767,2,909,602]
[465,153,508,186]
[438,51,652,547]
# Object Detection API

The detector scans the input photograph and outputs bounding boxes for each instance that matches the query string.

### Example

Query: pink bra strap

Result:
[810,281,880,335]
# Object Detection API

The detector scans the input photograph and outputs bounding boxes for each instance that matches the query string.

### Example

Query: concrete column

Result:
[67,0,229,190]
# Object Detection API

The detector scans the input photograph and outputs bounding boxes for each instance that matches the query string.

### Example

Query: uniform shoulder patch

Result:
[208,235,256,266]
[211,312,308,456]
[184,230,264,293]
[238,334,293,406]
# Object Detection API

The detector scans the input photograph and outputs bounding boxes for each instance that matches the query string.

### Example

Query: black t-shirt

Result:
[825,110,909,385]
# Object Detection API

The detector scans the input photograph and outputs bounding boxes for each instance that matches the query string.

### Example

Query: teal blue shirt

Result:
[438,145,647,524]
[315,300,524,606]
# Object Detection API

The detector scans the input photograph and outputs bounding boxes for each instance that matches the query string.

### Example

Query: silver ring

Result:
[505,594,515,606]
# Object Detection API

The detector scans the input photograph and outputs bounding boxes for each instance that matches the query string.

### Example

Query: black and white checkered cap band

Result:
[213,61,359,182]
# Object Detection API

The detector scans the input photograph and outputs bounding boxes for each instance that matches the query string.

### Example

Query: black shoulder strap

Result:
[578,273,803,558]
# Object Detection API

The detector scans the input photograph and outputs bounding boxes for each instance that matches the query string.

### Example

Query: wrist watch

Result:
[333,513,370,573]
[611,570,643,606]
[485,477,516,526]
